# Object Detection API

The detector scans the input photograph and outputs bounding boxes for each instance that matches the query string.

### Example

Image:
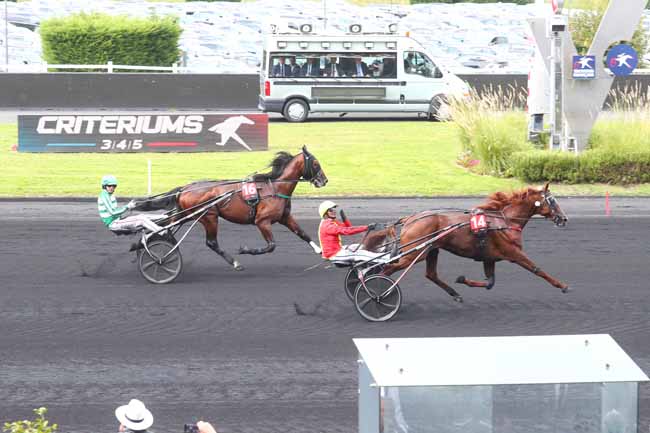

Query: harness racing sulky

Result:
[116,146,327,284]
[334,183,570,322]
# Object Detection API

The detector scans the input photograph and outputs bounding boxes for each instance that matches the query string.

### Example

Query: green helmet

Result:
[101,174,118,187]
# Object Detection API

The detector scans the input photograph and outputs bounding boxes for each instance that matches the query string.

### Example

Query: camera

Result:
[184,424,199,433]
[549,15,567,33]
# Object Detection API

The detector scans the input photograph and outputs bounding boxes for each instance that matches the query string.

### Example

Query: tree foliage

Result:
[569,1,649,59]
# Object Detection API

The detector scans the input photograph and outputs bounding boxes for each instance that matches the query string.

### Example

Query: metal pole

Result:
[553,33,566,150]
[323,0,327,31]
[4,0,9,70]
[549,30,563,151]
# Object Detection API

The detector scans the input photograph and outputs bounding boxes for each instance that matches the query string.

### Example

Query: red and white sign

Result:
[470,214,488,233]
[241,182,258,201]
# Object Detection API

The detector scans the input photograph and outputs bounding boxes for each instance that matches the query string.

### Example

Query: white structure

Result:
[258,24,469,122]
[527,0,646,152]
[355,334,648,433]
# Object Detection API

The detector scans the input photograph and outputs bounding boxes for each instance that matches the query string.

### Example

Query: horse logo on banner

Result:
[208,115,256,151]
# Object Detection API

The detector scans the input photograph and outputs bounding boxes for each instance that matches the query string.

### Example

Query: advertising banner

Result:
[18,112,268,152]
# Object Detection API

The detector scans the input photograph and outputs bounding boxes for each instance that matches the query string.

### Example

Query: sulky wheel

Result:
[354,275,401,322]
[138,239,183,284]
[344,264,383,302]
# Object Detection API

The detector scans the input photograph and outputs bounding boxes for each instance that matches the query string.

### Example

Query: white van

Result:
[258,24,470,122]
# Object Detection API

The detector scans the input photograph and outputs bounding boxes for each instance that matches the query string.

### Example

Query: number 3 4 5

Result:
[100,139,143,150]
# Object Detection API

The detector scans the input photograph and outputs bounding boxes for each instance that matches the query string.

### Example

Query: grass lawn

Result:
[1,121,649,197]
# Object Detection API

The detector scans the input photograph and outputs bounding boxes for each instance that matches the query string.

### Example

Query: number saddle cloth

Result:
[469,208,494,260]
[241,180,261,223]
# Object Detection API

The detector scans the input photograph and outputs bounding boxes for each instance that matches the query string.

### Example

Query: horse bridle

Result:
[483,191,565,228]
[302,150,322,182]
[541,192,566,226]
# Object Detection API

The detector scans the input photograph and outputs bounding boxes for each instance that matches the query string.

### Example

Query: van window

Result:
[268,52,397,79]
[403,51,442,78]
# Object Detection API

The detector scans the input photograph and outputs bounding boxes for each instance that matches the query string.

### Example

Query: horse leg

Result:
[456,261,496,290]
[425,248,464,303]
[201,214,243,271]
[280,214,319,253]
[239,220,276,255]
[507,249,570,293]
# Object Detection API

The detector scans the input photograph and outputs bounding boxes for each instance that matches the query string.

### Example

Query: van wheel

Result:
[428,95,450,121]
[283,99,309,122]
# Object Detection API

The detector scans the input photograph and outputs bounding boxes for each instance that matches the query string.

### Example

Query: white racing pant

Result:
[109,214,167,234]
[330,244,388,264]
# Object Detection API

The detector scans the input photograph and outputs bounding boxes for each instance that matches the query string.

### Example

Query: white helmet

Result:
[318,200,337,218]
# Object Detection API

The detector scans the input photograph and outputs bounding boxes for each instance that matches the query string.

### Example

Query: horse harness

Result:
[469,208,522,260]
[235,151,321,223]
[233,179,287,223]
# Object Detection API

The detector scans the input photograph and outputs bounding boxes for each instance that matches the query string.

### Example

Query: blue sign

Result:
[572,55,596,79]
[606,44,638,76]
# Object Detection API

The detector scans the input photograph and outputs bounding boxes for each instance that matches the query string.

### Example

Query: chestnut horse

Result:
[138,146,327,271]
[364,183,569,302]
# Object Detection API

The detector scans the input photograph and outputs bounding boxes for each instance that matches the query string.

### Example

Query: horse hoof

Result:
[453,295,464,303]
[238,246,248,254]
[233,261,244,271]
[455,276,466,284]
[561,286,571,293]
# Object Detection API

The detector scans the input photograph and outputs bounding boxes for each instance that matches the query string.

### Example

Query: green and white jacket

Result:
[97,190,127,226]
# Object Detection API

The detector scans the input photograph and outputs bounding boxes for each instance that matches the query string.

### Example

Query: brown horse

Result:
[365,183,569,302]
[139,146,327,271]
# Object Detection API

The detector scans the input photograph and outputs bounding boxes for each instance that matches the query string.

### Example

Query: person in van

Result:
[288,57,301,77]
[369,59,384,77]
[382,58,396,78]
[272,56,290,77]
[301,57,321,77]
[404,52,416,73]
[350,57,369,77]
[324,56,344,77]
[300,57,320,77]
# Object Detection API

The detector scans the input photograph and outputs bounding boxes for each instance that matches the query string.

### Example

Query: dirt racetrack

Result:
[1,198,649,433]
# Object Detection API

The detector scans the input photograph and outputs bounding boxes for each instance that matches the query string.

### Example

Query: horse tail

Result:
[135,187,182,212]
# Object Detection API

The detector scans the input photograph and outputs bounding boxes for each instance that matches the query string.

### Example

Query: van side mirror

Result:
[433,67,443,78]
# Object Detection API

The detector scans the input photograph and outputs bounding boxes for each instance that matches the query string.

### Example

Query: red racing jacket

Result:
[318,218,368,259]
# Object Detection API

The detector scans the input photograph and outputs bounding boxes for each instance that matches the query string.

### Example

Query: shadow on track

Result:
[78,253,125,278]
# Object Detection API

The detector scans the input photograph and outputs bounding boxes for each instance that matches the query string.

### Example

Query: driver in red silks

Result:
[317,200,386,263]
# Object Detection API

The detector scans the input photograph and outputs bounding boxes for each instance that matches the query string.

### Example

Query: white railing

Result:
[2,61,182,73]
[0,60,260,74]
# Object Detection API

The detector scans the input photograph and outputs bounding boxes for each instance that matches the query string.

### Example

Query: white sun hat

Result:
[115,399,154,431]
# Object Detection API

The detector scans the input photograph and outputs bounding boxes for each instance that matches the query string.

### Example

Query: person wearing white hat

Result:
[317,200,387,264]
[115,399,154,433]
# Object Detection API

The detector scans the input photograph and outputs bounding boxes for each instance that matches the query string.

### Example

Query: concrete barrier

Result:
[0,73,648,110]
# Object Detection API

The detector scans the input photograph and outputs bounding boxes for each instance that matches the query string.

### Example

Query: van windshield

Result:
[268,52,397,79]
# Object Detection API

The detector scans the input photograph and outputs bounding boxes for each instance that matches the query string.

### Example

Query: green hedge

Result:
[509,149,650,184]
[40,13,181,71]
